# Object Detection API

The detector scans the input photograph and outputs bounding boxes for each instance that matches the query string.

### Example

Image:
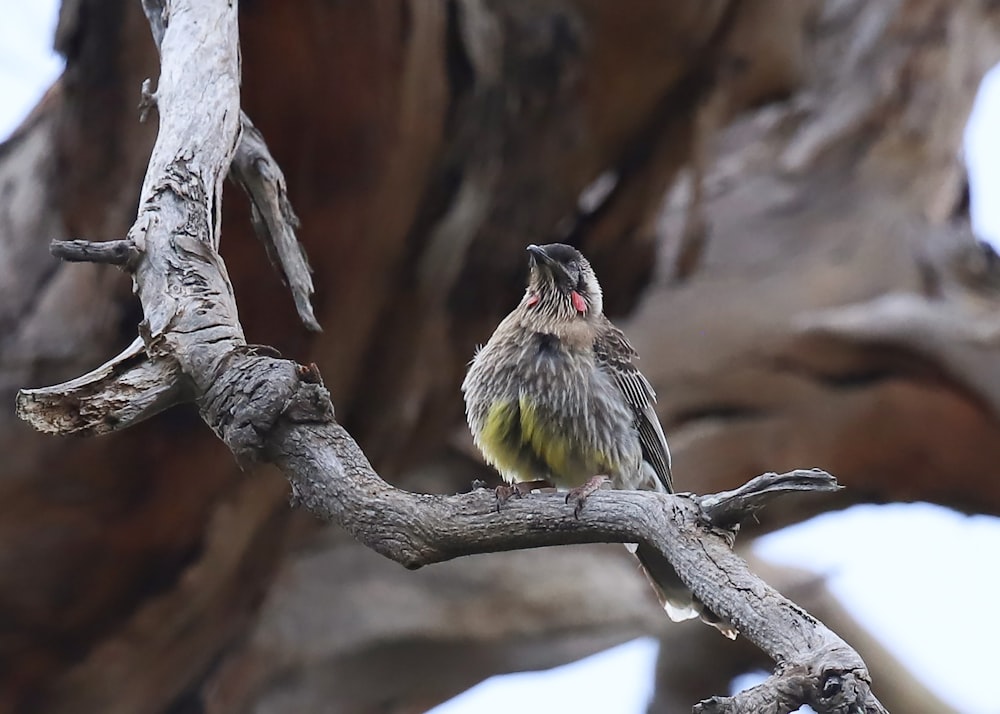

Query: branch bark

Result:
[50,238,140,266]
[14,1,887,712]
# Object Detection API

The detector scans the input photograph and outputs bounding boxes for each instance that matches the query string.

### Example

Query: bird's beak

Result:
[526,244,552,266]
[527,244,568,283]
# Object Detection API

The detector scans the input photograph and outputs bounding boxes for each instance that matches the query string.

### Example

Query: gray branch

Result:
[141,0,319,331]
[16,336,184,435]
[50,238,140,266]
[229,113,320,331]
[696,468,843,529]
[13,1,887,712]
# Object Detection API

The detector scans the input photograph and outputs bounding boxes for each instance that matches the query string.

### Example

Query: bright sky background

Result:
[2,3,998,714]
[0,3,61,134]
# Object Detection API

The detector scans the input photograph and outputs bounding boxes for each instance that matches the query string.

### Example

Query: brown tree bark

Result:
[1,0,997,711]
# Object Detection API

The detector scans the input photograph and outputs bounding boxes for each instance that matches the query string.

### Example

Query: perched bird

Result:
[462,243,734,636]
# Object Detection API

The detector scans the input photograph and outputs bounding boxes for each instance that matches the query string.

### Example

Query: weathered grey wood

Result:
[697,469,842,529]
[229,113,320,332]
[15,336,183,435]
[142,0,319,331]
[50,238,140,266]
[12,1,888,712]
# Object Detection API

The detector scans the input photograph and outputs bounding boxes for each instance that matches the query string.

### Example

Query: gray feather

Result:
[594,322,673,492]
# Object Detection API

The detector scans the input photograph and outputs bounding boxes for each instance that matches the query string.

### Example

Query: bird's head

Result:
[524,243,603,318]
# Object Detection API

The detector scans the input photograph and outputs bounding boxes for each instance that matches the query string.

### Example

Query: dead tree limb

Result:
[14,1,886,712]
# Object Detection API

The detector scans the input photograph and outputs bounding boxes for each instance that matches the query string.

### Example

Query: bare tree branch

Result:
[13,1,887,712]
[696,469,843,529]
[229,113,319,332]
[140,0,319,331]
[796,292,1000,414]
[16,336,183,435]
[50,238,140,266]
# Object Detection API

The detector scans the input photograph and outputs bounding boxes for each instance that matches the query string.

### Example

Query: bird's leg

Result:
[565,475,611,518]
[494,479,554,511]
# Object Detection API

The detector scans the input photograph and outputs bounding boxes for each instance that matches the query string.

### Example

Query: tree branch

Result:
[696,468,843,529]
[140,0,319,331]
[14,1,886,712]
[16,336,184,435]
[50,238,140,266]
[229,113,320,332]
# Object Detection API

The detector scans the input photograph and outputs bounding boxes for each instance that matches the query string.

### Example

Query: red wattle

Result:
[526,293,540,307]
[571,290,587,313]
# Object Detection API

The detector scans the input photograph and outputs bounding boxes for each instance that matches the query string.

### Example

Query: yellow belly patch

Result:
[479,397,609,487]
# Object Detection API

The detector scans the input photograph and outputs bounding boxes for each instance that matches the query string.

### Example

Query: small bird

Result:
[462,243,734,637]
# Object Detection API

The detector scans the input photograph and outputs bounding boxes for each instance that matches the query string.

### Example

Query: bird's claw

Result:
[494,484,517,512]
[565,475,611,518]
[494,480,553,512]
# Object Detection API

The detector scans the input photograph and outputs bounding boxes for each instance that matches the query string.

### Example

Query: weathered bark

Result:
[629,0,1000,522]
[651,553,960,714]
[0,0,997,712]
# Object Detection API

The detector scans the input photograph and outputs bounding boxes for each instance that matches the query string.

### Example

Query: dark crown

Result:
[538,243,583,264]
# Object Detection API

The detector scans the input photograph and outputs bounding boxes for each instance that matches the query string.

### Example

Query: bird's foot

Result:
[565,475,611,518]
[495,479,553,512]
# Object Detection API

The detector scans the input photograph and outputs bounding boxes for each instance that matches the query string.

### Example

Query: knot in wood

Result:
[198,352,300,467]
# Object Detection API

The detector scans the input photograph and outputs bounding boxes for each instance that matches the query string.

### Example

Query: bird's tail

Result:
[630,543,738,639]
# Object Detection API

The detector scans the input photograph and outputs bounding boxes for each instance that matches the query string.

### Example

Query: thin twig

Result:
[697,468,843,529]
[229,114,319,331]
[50,239,140,267]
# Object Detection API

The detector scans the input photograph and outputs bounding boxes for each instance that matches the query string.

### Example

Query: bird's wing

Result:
[594,322,673,492]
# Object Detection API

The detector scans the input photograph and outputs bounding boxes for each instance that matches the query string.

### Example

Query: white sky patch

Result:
[756,504,1000,714]
[429,637,659,714]
[0,0,62,140]
[966,63,1000,247]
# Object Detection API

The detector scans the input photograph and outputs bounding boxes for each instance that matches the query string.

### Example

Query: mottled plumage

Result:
[463,243,671,494]
[462,243,735,637]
